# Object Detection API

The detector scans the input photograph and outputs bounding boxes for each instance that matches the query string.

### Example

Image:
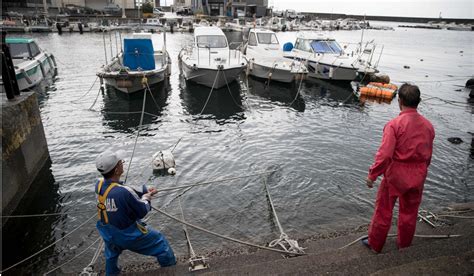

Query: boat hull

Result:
[15,54,57,91]
[180,60,244,89]
[100,69,168,94]
[306,61,357,81]
[247,62,304,83]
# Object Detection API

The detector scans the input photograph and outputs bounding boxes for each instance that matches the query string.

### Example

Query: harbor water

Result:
[3,22,473,274]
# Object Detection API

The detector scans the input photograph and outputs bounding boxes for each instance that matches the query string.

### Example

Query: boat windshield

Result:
[257,33,279,44]
[196,35,228,48]
[8,43,30,59]
[310,40,343,54]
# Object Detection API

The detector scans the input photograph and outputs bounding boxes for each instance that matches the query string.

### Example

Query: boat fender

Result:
[37,60,46,77]
[20,69,33,84]
[152,150,176,172]
[329,67,334,79]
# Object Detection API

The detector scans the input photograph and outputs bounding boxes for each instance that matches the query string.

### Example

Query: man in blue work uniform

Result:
[95,149,176,275]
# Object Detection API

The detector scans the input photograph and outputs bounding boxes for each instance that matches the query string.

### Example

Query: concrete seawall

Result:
[1,92,50,220]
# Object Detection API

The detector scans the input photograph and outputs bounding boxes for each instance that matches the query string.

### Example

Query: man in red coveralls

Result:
[362,84,435,253]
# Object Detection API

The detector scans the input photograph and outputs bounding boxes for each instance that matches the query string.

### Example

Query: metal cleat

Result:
[188,255,209,271]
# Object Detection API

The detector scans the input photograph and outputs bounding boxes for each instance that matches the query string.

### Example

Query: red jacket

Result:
[368,108,435,195]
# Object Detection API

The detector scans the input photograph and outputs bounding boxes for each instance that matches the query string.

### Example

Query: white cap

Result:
[95,149,126,174]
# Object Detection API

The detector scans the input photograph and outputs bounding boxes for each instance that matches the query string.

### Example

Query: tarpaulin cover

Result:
[123,38,155,70]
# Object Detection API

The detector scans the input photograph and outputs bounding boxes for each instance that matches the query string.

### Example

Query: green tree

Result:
[142,2,153,13]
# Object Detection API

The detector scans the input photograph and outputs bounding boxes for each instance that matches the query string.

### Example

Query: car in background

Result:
[176,7,193,16]
[103,3,121,15]
[153,7,165,17]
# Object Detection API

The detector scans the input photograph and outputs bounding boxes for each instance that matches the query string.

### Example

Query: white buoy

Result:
[152,150,176,175]
[168,168,176,175]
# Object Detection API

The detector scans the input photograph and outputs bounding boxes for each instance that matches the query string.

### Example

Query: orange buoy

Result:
[368,82,398,91]
[359,86,395,99]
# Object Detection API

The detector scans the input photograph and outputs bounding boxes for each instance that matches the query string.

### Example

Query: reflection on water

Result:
[178,73,245,120]
[303,78,359,106]
[101,81,170,132]
[246,75,306,112]
[2,159,62,274]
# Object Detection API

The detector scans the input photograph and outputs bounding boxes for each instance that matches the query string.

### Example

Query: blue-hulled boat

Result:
[97,32,170,94]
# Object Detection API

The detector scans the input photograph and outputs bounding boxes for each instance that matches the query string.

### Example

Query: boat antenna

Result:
[359,14,365,54]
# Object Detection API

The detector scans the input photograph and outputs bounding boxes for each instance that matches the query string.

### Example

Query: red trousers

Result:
[368,175,423,253]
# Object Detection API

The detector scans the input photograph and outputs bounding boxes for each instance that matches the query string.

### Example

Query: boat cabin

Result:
[194,27,228,48]
[248,29,279,46]
[293,33,343,55]
[6,38,42,59]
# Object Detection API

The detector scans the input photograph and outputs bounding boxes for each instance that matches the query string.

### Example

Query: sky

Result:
[271,0,474,19]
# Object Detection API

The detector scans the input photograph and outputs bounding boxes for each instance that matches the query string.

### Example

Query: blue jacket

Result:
[95,179,151,230]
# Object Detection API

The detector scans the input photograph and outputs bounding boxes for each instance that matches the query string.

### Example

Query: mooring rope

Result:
[262,175,305,255]
[42,237,101,275]
[124,76,149,184]
[338,233,462,250]
[151,169,278,193]
[1,213,96,274]
[1,209,92,218]
[151,205,305,256]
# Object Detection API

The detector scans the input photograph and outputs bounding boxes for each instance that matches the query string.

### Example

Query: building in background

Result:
[188,0,267,17]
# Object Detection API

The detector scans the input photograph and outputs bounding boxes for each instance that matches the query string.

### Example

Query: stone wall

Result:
[1,92,50,218]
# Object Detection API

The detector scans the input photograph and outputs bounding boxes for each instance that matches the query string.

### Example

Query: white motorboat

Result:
[97,32,170,94]
[226,18,247,32]
[244,29,307,83]
[267,17,288,32]
[284,32,359,81]
[5,38,57,91]
[178,26,247,89]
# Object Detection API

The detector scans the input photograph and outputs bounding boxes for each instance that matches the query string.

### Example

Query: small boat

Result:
[97,32,171,94]
[244,29,307,83]
[178,26,247,89]
[284,32,360,81]
[5,38,57,91]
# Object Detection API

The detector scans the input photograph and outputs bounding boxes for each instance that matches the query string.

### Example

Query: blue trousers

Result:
[97,221,176,275]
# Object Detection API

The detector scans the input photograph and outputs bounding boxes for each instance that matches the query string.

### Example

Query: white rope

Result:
[42,237,101,275]
[262,175,305,255]
[1,213,96,274]
[151,205,305,256]
[151,169,278,193]
[124,78,148,184]
[1,209,93,218]
[78,240,104,276]
[338,233,462,250]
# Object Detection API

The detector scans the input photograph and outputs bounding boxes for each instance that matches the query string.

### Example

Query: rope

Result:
[263,174,305,255]
[198,67,220,115]
[42,237,101,275]
[88,87,102,110]
[124,77,148,184]
[338,233,462,250]
[221,69,245,110]
[1,209,92,218]
[151,205,305,256]
[1,213,96,274]
[78,240,104,276]
[71,76,99,103]
[151,169,278,193]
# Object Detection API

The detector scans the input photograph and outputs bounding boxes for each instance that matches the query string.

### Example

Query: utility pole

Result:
[43,0,48,15]
[122,0,127,18]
